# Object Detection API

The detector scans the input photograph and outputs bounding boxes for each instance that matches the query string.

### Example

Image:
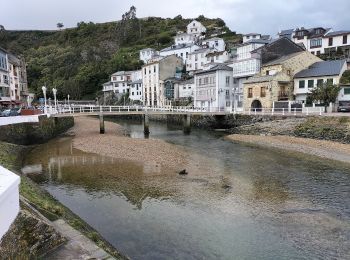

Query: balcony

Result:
[278,91,290,101]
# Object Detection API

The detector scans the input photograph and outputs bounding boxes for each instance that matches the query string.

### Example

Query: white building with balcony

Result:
[194,64,234,110]
[142,55,183,106]
[0,48,10,107]
[202,37,226,52]
[187,20,206,38]
[159,43,200,64]
[231,38,271,107]
[140,48,158,64]
[293,59,347,103]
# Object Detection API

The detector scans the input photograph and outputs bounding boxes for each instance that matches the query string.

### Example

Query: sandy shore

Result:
[71,117,189,171]
[227,134,350,164]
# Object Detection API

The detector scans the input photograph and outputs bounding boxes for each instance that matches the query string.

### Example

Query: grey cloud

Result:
[1,0,350,36]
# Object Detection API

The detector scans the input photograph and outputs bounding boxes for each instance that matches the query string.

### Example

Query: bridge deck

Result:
[52,111,229,117]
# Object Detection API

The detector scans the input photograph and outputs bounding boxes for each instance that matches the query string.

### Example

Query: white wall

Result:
[203,38,225,52]
[0,166,20,240]
[140,49,157,63]
[294,76,341,101]
[338,86,350,101]
[129,82,143,101]
[0,115,40,126]
[175,34,196,45]
[179,82,194,98]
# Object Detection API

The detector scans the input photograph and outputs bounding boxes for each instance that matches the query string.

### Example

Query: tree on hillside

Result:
[117,6,141,44]
[340,70,350,84]
[57,23,64,30]
[307,82,340,112]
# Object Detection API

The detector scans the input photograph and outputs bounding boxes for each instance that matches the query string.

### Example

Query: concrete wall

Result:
[0,166,20,240]
[0,115,74,145]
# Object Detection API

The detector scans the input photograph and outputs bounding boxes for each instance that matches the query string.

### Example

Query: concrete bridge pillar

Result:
[183,114,191,134]
[143,113,150,136]
[99,114,105,134]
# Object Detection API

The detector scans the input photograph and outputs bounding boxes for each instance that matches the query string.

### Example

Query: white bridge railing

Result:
[46,104,326,116]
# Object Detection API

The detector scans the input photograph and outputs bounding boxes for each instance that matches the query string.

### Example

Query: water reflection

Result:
[23,121,350,260]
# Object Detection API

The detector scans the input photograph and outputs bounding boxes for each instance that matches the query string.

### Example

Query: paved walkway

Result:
[48,219,115,260]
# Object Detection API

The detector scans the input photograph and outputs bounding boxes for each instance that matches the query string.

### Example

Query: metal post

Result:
[283,108,285,115]
[294,107,296,116]
[319,107,322,116]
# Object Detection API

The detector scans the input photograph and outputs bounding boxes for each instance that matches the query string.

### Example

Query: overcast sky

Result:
[2,0,350,35]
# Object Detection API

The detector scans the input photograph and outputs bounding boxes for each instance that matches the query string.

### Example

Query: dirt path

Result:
[227,134,350,164]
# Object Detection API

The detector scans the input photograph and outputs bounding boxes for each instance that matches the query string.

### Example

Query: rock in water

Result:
[179,169,188,175]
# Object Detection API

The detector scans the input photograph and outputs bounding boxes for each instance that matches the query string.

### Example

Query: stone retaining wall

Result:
[0,116,74,145]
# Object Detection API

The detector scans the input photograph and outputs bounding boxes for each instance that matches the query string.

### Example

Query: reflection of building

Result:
[243,51,320,110]
[142,55,183,106]
[294,59,347,103]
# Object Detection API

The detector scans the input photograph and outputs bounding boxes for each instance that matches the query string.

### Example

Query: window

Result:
[226,76,230,85]
[266,70,269,75]
[327,78,334,85]
[154,66,156,73]
[328,37,333,46]
[144,68,147,74]
[308,80,314,88]
[226,90,230,96]
[344,88,350,95]
[248,88,253,98]
[343,35,348,44]
[287,70,291,75]
[299,80,305,89]
[316,79,323,87]
[317,51,321,55]
[310,38,322,48]
[261,87,266,97]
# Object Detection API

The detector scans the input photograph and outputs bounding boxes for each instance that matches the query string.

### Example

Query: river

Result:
[23,119,350,259]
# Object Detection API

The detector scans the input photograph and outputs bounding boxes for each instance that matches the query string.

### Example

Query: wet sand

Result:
[227,134,350,164]
[71,117,189,171]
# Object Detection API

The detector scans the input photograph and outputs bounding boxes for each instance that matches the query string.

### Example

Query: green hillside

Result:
[0,7,241,100]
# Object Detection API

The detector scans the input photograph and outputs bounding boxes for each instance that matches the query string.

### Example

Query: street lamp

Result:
[42,86,47,113]
[67,94,70,107]
[232,87,237,113]
[52,88,57,113]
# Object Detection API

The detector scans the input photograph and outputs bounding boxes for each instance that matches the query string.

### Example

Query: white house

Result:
[159,43,200,64]
[231,38,271,109]
[0,47,10,107]
[338,84,350,111]
[142,55,183,106]
[202,38,226,52]
[279,27,350,57]
[129,80,143,102]
[187,20,206,38]
[174,32,197,45]
[242,33,270,44]
[140,48,158,64]
[294,59,347,102]
[178,78,195,99]
[205,50,230,64]
[187,48,211,73]
[194,64,234,110]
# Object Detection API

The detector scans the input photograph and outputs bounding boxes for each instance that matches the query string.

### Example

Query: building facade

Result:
[142,55,183,106]
[243,51,321,110]
[159,43,200,64]
[279,27,350,57]
[0,48,28,108]
[140,48,158,64]
[202,38,226,52]
[187,20,206,38]
[194,64,234,109]
[0,48,10,106]
[294,60,347,102]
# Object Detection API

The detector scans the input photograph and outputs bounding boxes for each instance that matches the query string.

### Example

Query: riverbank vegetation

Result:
[0,7,240,100]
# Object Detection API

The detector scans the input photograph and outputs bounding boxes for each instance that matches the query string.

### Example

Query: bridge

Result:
[46,104,327,135]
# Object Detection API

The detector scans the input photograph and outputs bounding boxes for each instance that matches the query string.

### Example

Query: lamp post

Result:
[42,86,47,114]
[232,87,237,113]
[67,94,70,107]
[52,88,57,113]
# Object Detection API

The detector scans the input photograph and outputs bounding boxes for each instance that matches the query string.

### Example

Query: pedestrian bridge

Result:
[46,104,325,135]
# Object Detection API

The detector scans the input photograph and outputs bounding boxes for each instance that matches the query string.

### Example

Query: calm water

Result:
[23,120,350,259]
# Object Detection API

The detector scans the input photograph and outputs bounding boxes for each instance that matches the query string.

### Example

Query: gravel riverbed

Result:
[227,134,350,164]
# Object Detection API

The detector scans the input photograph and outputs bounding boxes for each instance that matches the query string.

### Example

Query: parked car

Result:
[1,108,20,117]
[337,101,350,112]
